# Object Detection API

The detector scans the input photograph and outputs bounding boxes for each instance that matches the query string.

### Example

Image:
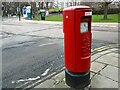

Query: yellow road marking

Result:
[93,44,119,52]
[94,46,108,51]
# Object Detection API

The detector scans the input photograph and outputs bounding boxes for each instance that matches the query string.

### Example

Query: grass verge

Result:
[33,14,118,22]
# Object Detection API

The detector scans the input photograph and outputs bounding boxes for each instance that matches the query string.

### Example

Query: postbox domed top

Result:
[63,5,91,11]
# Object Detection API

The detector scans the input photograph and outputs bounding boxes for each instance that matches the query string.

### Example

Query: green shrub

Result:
[49,8,119,14]
[92,8,119,15]
[49,8,63,13]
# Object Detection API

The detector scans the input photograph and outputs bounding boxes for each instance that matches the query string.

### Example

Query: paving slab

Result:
[109,48,119,52]
[91,61,106,73]
[51,71,65,86]
[52,79,70,88]
[100,65,118,82]
[96,53,118,67]
[106,52,119,58]
[91,54,102,62]
[34,79,55,88]
[91,74,118,88]
[51,71,65,81]
[90,72,95,79]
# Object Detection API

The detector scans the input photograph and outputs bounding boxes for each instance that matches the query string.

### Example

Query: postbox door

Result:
[63,11,76,72]
[75,11,92,72]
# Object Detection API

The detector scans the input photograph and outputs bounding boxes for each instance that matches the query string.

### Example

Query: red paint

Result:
[63,6,92,73]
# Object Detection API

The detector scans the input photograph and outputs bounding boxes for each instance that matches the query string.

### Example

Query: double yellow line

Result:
[92,44,119,52]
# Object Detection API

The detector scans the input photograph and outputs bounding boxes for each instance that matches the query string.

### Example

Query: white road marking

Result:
[41,68,50,76]
[38,42,56,47]
[12,76,40,84]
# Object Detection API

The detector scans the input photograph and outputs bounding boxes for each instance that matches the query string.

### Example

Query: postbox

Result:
[63,6,92,89]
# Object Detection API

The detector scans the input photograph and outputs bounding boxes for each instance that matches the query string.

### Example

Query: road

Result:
[1,17,118,88]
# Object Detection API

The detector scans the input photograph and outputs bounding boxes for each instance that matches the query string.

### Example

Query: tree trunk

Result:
[46,2,49,16]
[41,2,44,9]
[103,3,108,20]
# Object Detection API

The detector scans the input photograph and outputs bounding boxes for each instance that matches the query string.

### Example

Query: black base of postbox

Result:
[65,69,90,89]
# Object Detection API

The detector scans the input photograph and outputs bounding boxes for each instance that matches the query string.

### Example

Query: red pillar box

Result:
[63,6,92,89]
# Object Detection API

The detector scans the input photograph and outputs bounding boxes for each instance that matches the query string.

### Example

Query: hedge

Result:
[49,8,63,13]
[92,8,119,15]
[49,8,119,15]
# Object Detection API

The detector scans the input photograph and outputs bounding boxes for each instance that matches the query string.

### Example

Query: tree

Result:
[80,2,97,8]
[2,2,31,17]
[101,0,113,20]
[45,0,49,16]
[69,0,80,6]
[43,0,54,16]
[38,0,53,16]
[117,1,120,8]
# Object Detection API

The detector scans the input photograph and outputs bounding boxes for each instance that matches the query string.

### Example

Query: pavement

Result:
[23,46,119,89]
[21,17,118,26]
